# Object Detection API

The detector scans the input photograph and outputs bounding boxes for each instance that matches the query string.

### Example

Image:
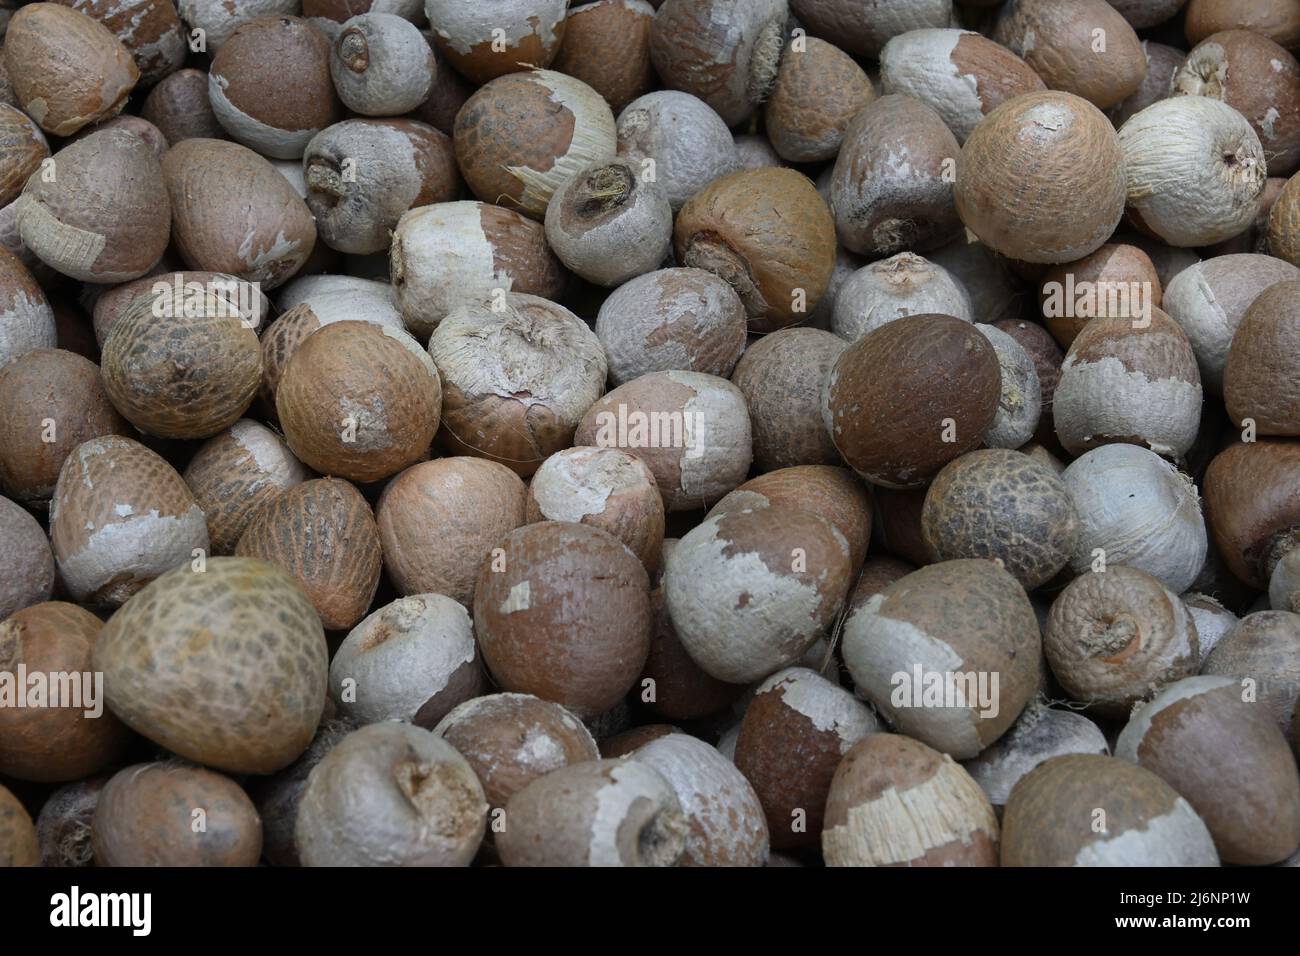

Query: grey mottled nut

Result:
[330,13,435,116]
[1202,610,1300,736]
[616,90,737,211]
[832,252,973,342]
[975,324,1042,449]
[0,495,53,619]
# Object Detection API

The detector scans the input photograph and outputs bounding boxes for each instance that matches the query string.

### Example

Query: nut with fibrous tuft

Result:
[615,90,738,212]
[424,0,567,84]
[649,0,787,127]
[330,13,434,116]
[765,36,874,162]
[427,295,606,478]
[50,435,209,609]
[35,776,109,868]
[823,733,1000,867]
[551,0,657,114]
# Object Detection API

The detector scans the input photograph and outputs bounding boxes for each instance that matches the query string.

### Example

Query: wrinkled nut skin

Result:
[234,478,383,632]
[1204,440,1300,589]
[824,313,1002,489]
[473,521,652,719]
[432,693,599,811]
[92,762,263,867]
[35,775,109,868]
[823,734,1000,867]
[0,602,132,782]
[1001,754,1219,866]
[91,558,328,775]
[3,3,138,136]
[1,782,43,866]
[0,246,57,370]
[615,89,739,213]
[497,758,687,866]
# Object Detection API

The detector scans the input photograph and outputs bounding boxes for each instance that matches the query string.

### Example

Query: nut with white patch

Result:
[831,253,973,343]
[61,0,186,86]
[330,13,435,116]
[615,90,738,212]
[176,0,299,52]
[425,0,567,85]
[1182,593,1239,664]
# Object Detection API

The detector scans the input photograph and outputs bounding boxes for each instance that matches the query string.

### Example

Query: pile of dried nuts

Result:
[2,0,1300,869]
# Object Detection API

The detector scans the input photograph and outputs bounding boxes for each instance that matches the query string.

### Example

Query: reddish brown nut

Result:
[235,478,382,632]
[209,15,343,159]
[0,496,54,620]
[765,36,875,162]
[2,3,138,136]
[141,68,230,143]
[1185,0,1300,50]
[675,167,836,332]
[426,0,567,85]
[1202,610,1300,735]
[789,0,952,58]
[1224,279,1300,435]
[825,313,1001,489]
[473,521,652,719]
[0,104,47,209]
[1038,244,1162,348]
[823,734,1000,867]
[55,0,186,86]
[0,348,129,508]
[1204,439,1300,589]
[551,1,655,114]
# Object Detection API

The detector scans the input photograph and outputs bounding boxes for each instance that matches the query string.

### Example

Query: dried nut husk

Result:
[922,449,1077,591]
[526,446,665,574]
[733,666,878,851]
[432,693,598,811]
[790,0,952,58]
[574,370,753,512]
[1119,97,1267,248]
[0,246,56,369]
[425,0,567,85]
[304,118,459,255]
[1052,309,1202,460]
[730,328,845,471]
[0,782,38,866]
[235,478,382,632]
[1161,253,1299,394]
[957,91,1126,264]
[92,762,262,866]
[832,253,973,342]
[329,593,483,727]
[0,348,129,508]
[648,0,787,127]
[49,435,208,608]
[1224,279,1300,434]
[1045,566,1200,715]
[595,267,746,386]
[101,284,262,439]
[1000,753,1219,866]
[497,758,687,866]
[0,601,132,782]
[550,0,656,115]
[0,104,47,209]
[162,138,317,289]
[830,94,963,259]
[0,496,54,619]
[1117,675,1300,865]
[35,775,109,868]
[93,557,327,774]
[2,3,137,136]
[1185,0,1300,52]
[454,69,616,220]
[330,13,434,116]
[141,67,228,143]
[615,90,738,212]
[961,701,1109,810]
[295,721,487,866]
[675,167,835,332]
[663,505,853,684]
[1062,444,1207,594]
[631,732,769,866]
[766,36,875,162]
[842,559,1042,759]
[389,200,565,338]
[880,28,1044,144]
[16,129,169,283]
[377,457,527,607]
[1182,592,1239,664]
[276,320,441,484]
[824,313,1001,489]
[473,521,652,719]
[1038,244,1163,348]
[428,295,605,477]
[208,15,342,159]
[1110,41,1187,128]
[823,733,1000,867]
[1205,440,1300,589]
[1202,610,1300,735]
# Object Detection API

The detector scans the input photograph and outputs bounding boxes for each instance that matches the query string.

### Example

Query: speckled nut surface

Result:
[16,129,169,283]
[295,720,487,866]
[663,505,853,684]
[92,762,263,867]
[733,667,877,850]
[575,370,752,512]
[823,733,999,867]
[425,0,567,85]
[765,36,874,162]
[551,0,656,114]
[1117,675,1300,865]
[0,497,54,619]
[92,557,327,774]
[234,478,383,632]
[922,449,1078,591]
[615,90,738,212]
[842,559,1042,759]
[595,267,746,386]
[433,692,598,811]
[473,521,652,718]
[208,16,342,159]
[49,435,208,608]
[2,3,137,136]
[497,758,687,866]
[957,91,1126,264]
[0,783,38,866]
[428,295,605,477]
[162,138,317,289]
[59,0,186,86]
[1001,753,1218,866]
